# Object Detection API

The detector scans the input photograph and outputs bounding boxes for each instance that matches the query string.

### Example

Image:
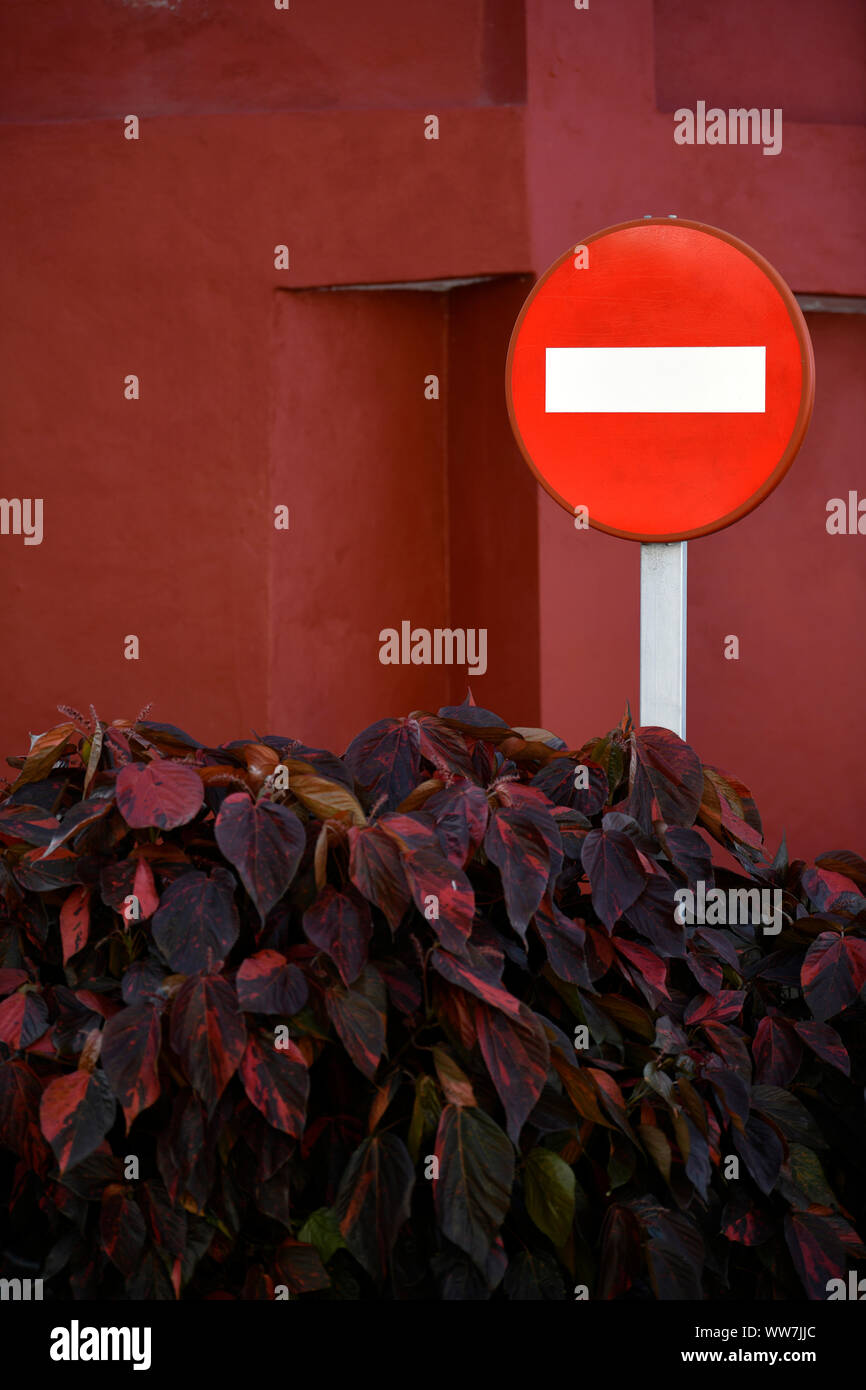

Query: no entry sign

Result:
[506,218,815,542]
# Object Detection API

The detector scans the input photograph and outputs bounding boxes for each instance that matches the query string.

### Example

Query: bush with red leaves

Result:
[0,699,864,1300]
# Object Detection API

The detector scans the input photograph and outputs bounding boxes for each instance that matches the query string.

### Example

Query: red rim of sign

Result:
[504,217,816,543]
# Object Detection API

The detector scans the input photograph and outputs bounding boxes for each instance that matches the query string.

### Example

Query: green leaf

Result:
[297,1207,348,1265]
[524,1147,575,1246]
[786,1144,840,1209]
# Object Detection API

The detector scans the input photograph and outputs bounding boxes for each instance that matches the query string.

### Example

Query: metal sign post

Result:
[505,219,815,738]
[640,541,687,738]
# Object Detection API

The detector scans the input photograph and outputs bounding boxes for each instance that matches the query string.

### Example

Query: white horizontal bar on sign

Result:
[544,346,766,413]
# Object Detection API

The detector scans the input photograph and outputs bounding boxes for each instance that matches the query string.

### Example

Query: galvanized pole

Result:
[640,542,687,737]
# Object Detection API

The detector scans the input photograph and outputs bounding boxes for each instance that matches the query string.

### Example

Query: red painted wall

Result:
[1,0,863,863]
[528,0,866,860]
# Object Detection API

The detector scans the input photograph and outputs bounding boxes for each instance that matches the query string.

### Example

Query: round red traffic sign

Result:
[505,218,815,542]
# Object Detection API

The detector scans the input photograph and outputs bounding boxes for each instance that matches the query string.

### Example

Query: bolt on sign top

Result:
[505,218,815,542]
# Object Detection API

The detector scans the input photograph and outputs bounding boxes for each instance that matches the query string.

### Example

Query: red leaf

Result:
[101,1003,162,1130]
[793,1020,851,1076]
[0,990,49,1049]
[116,758,203,830]
[0,969,29,998]
[39,1068,116,1173]
[16,847,82,893]
[701,1022,751,1075]
[686,947,724,996]
[431,945,522,1019]
[684,990,744,1027]
[632,1199,704,1299]
[416,709,475,768]
[627,727,703,829]
[100,852,178,916]
[214,793,305,922]
[239,1033,309,1138]
[152,867,240,974]
[472,999,549,1143]
[375,811,440,855]
[335,1133,415,1278]
[303,887,372,985]
[60,885,91,964]
[484,801,558,937]
[846,936,866,991]
[815,850,866,890]
[368,1071,404,1132]
[326,984,386,1080]
[530,756,608,816]
[433,1046,476,1107]
[801,932,859,1021]
[784,1210,850,1301]
[140,1179,187,1258]
[0,1059,50,1166]
[275,1239,330,1294]
[156,1089,208,1203]
[718,795,764,852]
[0,803,60,846]
[236,950,308,1015]
[378,960,422,1016]
[588,1066,637,1140]
[132,858,160,920]
[699,766,764,857]
[721,1193,773,1246]
[400,849,475,954]
[100,1183,147,1277]
[532,893,590,985]
[42,794,115,857]
[348,823,412,932]
[753,1016,802,1086]
[581,829,646,932]
[169,975,247,1114]
[614,938,670,1002]
[801,867,865,914]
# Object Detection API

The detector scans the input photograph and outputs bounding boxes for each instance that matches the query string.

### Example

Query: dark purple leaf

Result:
[304,887,372,985]
[152,867,239,974]
[472,999,549,1143]
[214,793,305,922]
[425,780,489,866]
[793,1020,850,1076]
[236,950,308,1014]
[532,893,591,985]
[581,829,646,933]
[169,974,247,1115]
[434,1104,513,1270]
[101,1003,162,1130]
[348,824,412,932]
[753,1016,802,1086]
[335,1133,415,1278]
[627,727,703,830]
[344,718,422,811]
[239,1033,308,1137]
